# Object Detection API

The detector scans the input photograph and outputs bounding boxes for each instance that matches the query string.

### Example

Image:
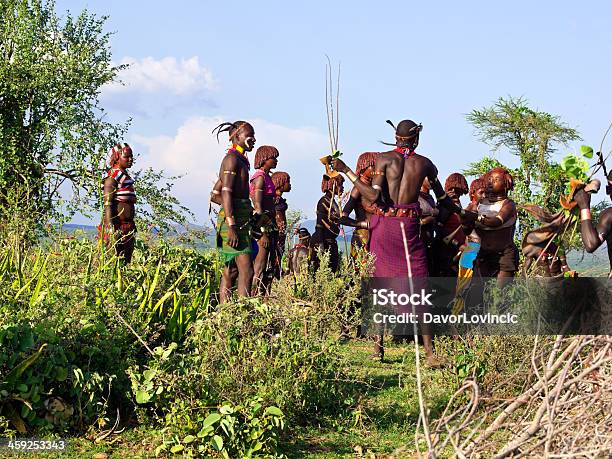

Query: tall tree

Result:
[0,0,189,232]
[466,96,580,210]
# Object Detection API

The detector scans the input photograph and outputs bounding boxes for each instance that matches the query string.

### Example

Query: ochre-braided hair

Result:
[444,173,469,195]
[484,167,514,191]
[109,143,132,168]
[469,177,486,201]
[271,171,290,191]
[254,145,279,169]
[356,152,377,176]
[321,174,344,193]
[211,120,253,142]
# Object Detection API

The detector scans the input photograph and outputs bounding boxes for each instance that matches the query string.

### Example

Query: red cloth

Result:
[369,203,428,278]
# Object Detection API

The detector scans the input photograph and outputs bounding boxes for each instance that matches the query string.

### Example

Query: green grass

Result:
[282,339,456,458]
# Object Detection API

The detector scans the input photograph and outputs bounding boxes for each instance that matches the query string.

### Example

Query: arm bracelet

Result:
[580,209,592,221]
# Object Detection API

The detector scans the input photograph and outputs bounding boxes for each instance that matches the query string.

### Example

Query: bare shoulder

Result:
[413,153,433,165]
[103,175,117,187]
[600,207,612,223]
[221,153,238,169]
[414,154,437,175]
[376,150,395,163]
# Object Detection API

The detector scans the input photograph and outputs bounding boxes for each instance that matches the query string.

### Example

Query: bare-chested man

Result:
[574,170,612,276]
[333,119,475,365]
[212,121,256,302]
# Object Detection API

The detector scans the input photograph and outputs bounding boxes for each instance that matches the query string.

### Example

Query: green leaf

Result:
[6,344,47,385]
[576,157,589,173]
[170,444,184,453]
[17,383,28,392]
[560,155,577,171]
[135,390,152,404]
[183,435,195,444]
[264,406,283,417]
[202,412,221,428]
[211,435,224,452]
[581,145,594,158]
[143,369,156,382]
[55,367,68,382]
[197,425,214,438]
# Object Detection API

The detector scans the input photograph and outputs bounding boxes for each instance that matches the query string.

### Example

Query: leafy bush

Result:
[157,399,286,458]
[0,234,362,457]
[0,236,217,435]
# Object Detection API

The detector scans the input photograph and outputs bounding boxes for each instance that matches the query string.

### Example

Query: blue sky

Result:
[57,0,612,224]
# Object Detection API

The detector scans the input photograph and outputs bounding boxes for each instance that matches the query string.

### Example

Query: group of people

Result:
[99,117,612,361]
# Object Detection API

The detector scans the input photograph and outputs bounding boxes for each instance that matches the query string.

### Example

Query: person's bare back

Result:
[376,150,436,206]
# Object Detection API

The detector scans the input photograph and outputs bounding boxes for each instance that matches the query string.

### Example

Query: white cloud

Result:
[105,56,216,96]
[132,117,329,223]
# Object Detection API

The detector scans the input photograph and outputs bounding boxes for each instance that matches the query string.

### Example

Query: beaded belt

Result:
[374,207,420,218]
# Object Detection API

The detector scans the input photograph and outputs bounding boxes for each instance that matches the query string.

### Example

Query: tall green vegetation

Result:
[465,96,580,210]
[0,234,367,457]
[464,96,590,249]
[0,0,189,233]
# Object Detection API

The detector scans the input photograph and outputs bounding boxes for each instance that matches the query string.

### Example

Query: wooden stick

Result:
[400,221,433,453]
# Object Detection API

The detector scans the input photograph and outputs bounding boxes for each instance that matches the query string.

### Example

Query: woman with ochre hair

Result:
[101,143,137,263]
[250,145,280,295]
[474,167,519,286]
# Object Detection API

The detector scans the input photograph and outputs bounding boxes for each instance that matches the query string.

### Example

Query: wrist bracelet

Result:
[226,216,236,226]
[347,171,358,183]
[580,209,591,221]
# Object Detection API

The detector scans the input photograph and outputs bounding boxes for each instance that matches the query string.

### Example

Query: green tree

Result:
[0,0,190,233]
[465,97,585,251]
[466,96,580,210]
